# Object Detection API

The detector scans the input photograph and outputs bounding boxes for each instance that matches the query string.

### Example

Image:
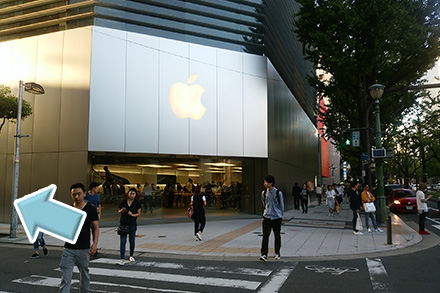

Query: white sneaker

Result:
[368,228,372,232]
[357,231,364,235]
[196,232,202,241]
[274,254,281,260]
[129,256,135,262]
[195,235,199,241]
[116,260,124,266]
[375,228,383,232]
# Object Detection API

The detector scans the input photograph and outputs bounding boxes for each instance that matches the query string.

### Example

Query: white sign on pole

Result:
[352,131,360,147]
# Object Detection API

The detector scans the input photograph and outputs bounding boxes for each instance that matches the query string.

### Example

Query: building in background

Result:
[0,0,318,221]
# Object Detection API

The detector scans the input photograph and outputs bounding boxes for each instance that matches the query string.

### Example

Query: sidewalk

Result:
[0,199,425,260]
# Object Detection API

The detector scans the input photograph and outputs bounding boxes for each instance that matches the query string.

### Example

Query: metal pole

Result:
[318,133,322,186]
[374,98,386,225]
[10,80,23,238]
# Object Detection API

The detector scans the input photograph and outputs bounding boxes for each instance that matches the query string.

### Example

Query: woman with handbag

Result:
[117,188,142,266]
[361,185,383,233]
[191,185,207,241]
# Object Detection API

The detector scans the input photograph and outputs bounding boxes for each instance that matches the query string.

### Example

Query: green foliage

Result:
[0,85,33,133]
[294,0,440,178]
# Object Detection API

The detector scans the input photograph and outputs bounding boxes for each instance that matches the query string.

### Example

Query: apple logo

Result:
[169,73,206,120]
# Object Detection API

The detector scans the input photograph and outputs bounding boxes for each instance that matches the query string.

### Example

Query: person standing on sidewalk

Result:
[349,181,363,235]
[191,185,207,241]
[316,184,322,206]
[117,188,142,266]
[416,183,432,235]
[325,185,336,216]
[59,183,99,293]
[361,185,383,232]
[260,175,284,261]
[292,182,301,210]
[300,183,309,213]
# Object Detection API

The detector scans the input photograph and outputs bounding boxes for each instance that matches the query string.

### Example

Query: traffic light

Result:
[344,131,351,145]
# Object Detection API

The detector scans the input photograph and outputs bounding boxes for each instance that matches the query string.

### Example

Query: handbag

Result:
[187,206,194,219]
[117,224,129,235]
[364,202,376,213]
[355,212,363,231]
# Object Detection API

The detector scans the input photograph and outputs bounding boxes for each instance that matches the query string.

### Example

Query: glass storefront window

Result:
[90,155,243,222]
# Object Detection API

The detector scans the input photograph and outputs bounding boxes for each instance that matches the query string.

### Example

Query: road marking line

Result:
[12,275,197,292]
[432,224,440,231]
[257,264,297,293]
[427,217,440,225]
[366,258,394,293]
[91,258,272,276]
[63,267,261,290]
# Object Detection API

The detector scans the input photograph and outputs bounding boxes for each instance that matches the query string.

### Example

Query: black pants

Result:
[419,211,427,231]
[261,217,282,256]
[294,196,300,210]
[194,215,206,235]
[301,196,308,213]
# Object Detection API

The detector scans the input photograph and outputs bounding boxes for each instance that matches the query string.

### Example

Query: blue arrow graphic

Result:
[14,184,86,244]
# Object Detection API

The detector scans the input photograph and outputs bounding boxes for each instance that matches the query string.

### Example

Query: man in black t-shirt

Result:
[59,183,99,293]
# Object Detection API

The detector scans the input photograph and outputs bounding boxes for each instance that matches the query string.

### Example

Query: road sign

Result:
[372,148,387,158]
[352,131,360,147]
[361,152,369,161]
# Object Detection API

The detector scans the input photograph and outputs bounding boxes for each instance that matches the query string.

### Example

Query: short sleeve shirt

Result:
[64,203,98,250]
[85,192,101,210]
[119,199,142,226]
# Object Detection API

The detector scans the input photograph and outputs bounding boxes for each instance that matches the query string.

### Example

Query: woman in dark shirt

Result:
[191,185,207,241]
[117,188,141,266]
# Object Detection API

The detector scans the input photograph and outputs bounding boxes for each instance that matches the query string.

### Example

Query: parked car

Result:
[387,189,417,213]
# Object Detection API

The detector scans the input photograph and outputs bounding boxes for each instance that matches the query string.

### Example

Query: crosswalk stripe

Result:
[366,258,394,293]
[432,224,440,231]
[65,267,261,290]
[91,258,272,276]
[257,264,297,293]
[13,275,198,293]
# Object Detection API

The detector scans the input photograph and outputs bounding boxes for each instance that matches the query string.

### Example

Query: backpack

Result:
[263,188,282,206]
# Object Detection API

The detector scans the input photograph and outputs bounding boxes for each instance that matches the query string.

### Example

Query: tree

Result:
[294,0,440,185]
[0,85,32,134]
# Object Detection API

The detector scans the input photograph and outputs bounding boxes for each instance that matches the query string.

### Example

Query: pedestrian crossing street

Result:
[12,258,296,292]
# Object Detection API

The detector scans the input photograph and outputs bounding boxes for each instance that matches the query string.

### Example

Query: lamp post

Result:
[368,83,386,225]
[10,80,45,239]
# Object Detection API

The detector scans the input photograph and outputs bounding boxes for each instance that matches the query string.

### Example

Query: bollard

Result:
[386,213,392,245]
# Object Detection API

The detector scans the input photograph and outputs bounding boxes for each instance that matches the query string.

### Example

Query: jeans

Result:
[120,224,137,259]
[59,248,90,293]
[365,212,378,230]
[261,217,282,256]
[301,196,308,213]
[33,232,46,251]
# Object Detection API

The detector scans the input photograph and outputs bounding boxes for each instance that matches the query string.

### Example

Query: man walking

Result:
[260,175,284,261]
[292,182,301,210]
[59,183,99,292]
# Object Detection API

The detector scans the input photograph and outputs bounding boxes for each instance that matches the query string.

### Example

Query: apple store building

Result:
[0,0,318,222]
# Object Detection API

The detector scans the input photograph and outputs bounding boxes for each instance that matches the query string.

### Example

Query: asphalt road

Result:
[1,202,440,293]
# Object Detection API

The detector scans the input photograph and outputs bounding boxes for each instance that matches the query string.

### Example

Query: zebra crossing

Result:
[12,257,297,292]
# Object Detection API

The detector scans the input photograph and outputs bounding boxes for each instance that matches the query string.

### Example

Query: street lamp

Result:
[368,83,386,225]
[10,80,45,239]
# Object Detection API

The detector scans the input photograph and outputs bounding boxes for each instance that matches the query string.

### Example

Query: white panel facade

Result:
[88,27,269,158]
[189,44,217,155]
[126,33,160,153]
[158,38,190,155]
[244,74,267,157]
[89,27,127,152]
[217,67,243,156]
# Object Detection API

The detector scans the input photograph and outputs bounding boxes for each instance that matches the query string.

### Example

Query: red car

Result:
[387,189,417,213]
